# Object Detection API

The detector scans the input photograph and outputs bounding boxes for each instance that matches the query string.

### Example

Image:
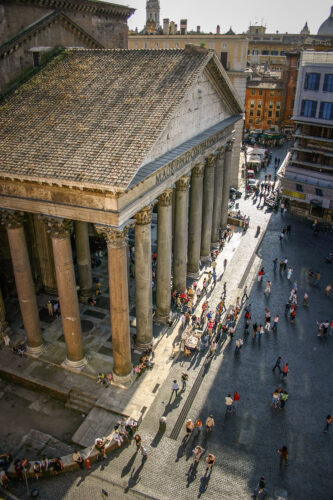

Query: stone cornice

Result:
[192,163,205,177]
[158,189,173,207]
[5,0,134,19]
[226,140,234,152]
[205,154,216,169]
[215,147,225,159]
[95,224,130,248]
[39,215,72,238]
[134,205,153,225]
[1,209,25,228]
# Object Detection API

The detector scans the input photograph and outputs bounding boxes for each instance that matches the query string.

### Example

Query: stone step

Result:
[65,401,91,414]
[70,388,98,402]
[69,392,96,407]
[72,407,120,447]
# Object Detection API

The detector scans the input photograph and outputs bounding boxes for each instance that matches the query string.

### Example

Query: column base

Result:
[26,343,45,356]
[187,270,200,280]
[44,286,58,295]
[154,312,170,325]
[134,339,153,351]
[200,255,210,262]
[79,294,92,305]
[112,370,133,388]
[62,356,88,370]
[211,241,219,249]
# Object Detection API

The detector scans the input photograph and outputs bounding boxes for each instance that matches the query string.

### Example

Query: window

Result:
[250,110,254,116]
[269,101,273,108]
[249,118,253,124]
[271,50,279,56]
[220,52,228,69]
[255,119,260,124]
[319,101,333,120]
[276,110,280,117]
[280,50,286,56]
[251,89,255,95]
[257,100,262,108]
[304,72,320,91]
[259,89,263,95]
[270,90,274,96]
[296,184,303,192]
[300,99,317,118]
[278,90,282,96]
[257,110,261,116]
[262,50,269,55]
[154,42,158,48]
[252,49,259,55]
[222,43,228,49]
[276,101,281,108]
[315,188,323,197]
[323,74,333,92]
[250,100,254,107]
[175,42,179,48]
[144,42,148,49]
[267,120,271,124]
[268,110,272,117]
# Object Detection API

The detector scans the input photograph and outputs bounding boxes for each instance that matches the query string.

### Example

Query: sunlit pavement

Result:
[9,146,333,500]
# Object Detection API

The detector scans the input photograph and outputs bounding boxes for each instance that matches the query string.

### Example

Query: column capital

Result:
[134,205,153,225]
[158,189,173,207]
[215,147,225,159]
[175,175,190,191]
[205,154,216,168]
[226,140,234,152]
[39,216,72,239]
[1,210,25,229]
[192,162,205,177]
[95,224,130,248]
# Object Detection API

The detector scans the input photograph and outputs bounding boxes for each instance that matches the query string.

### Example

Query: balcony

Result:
[293,129,333,144]
[290,158,333,172]
[292,142,333,158]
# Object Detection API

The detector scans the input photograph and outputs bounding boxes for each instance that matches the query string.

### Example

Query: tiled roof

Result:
[0,48,215,191]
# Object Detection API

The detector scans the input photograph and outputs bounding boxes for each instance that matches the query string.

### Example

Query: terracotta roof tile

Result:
[0,48,212,191]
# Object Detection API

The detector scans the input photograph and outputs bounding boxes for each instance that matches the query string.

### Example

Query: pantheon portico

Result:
[0,46,243,384]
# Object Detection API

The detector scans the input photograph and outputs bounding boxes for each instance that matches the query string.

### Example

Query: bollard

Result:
[159,416,167,433]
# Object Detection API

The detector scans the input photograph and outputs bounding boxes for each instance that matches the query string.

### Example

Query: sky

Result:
[112,0,332,35]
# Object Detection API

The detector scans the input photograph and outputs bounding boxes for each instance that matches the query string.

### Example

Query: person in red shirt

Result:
[233,391,240,409]
[282,363,289,379]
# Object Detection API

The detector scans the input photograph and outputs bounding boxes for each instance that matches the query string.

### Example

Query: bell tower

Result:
[146,0,160,27]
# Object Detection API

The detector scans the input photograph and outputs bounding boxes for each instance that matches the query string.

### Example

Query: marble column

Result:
[74,221,93,303]
[173,175,190,292]
[95,225,132,383]
[42,217,86,368]
[187,163,205,278]
[134,206,153,348]
[3,211,43,354]
[211,148,225,246]
[221,141,234,229]
[155,189,173,324]
[33,214,57,294]
[200,155,216,260]
[0,287,8,332]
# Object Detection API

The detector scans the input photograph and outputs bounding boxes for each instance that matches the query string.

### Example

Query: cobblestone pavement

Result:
[8,146,333,500]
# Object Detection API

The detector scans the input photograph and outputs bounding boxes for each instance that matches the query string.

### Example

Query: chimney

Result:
[170,21,176,34]
[180,19,187,35]
[197,25,201,33]
[216,25,220,34]
[163,18,170,35]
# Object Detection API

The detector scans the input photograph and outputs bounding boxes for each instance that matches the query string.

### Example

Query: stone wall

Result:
[142,71,231,166]
[0,3,52,43]
[228,73,247,187]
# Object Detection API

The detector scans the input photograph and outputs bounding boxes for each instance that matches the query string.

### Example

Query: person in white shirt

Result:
[225,394,234,413]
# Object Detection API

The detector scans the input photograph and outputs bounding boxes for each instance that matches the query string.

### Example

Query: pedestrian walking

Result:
[252,322,258,340]
[192,445,205,463]
[271,389,280,408]
[281,363,289,380]
[265,320,271,332]
[272,314,279,332]
[184,419,194,440]
[308,269,314,283]
[234,338,243,354]
[181,372,188,391]
[242,286,249,302]
[290,306,296,323]
[225,394,234,414]
[323,415,332,433]
[134,434,142,450]
[209,341,217,358]
[244,319,250,335]
[205,454,215,474]
[253,477,267,499]
[287,267,293,280]
[277,446,288,467]
[205,414,215,433]
[140,446,148,462]
[303,292,309,306]
[233,391,240,409]
[258,324,264,338]
[264,281,271,296]
[170,380,179,400]
[193,418,203,438]
[287,225,291,235]
[279,232,284,242]
[280,391,289,409]
[325,283,331,296]
[273,258,278,271]
[272,356,282,374]
[283,257,288,270]
[264,307,271,324]
[314,271,321,285]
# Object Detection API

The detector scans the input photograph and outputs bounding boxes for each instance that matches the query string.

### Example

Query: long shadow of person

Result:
[150,430,164,448]
[175,441,186,462]
[163,396,182,416]
[198,470,212,498]
[124,461,144,493]
[186,461,198,488]
[121,450,137,477]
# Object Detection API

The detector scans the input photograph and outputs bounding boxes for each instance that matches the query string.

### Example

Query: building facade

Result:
[0,0,134,93]
[280,51,333,222]
[245,78,284,130]
[0,46,243,384]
